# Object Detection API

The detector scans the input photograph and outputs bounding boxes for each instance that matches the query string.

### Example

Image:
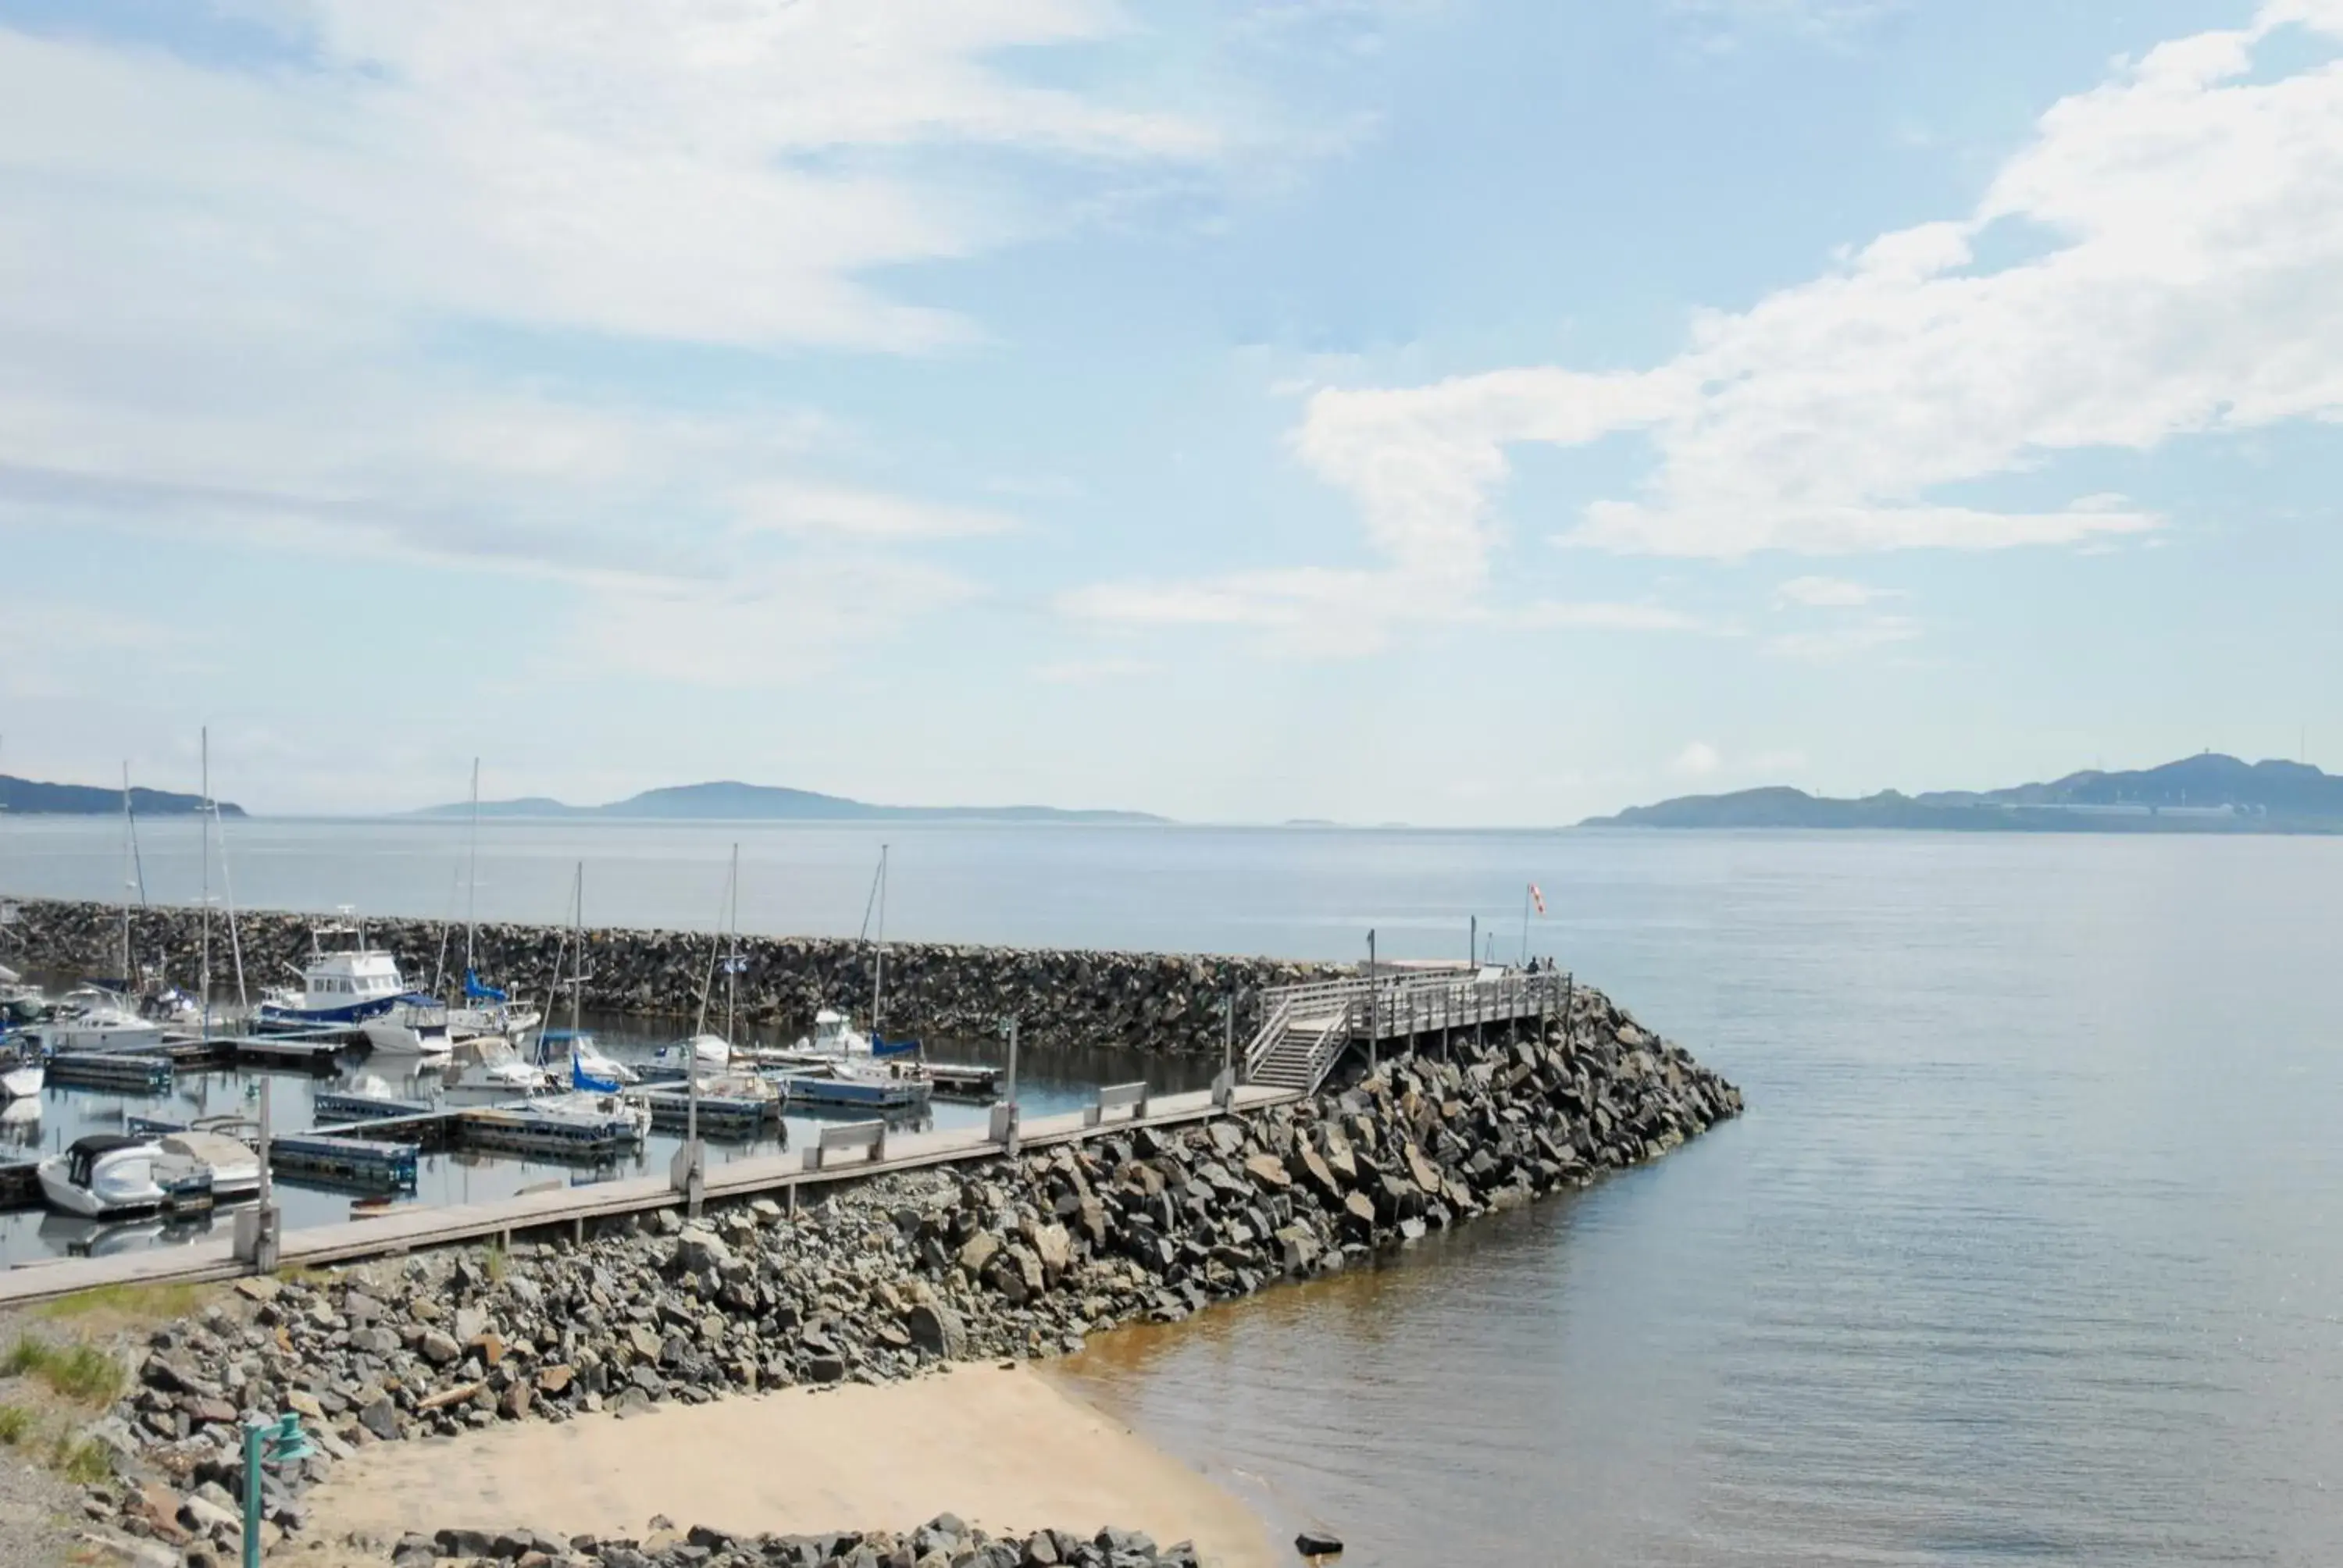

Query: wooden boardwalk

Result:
[0,1083,1297,1309]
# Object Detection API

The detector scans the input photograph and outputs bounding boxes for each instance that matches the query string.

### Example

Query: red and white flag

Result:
[1528,882,1546,914]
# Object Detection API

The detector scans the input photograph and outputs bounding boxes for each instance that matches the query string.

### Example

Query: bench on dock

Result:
[1083,1081,1150,1128]
[803,1119,886,1171]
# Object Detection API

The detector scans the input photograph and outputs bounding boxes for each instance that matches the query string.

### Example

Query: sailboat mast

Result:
[570,861,585,1041]
[872,843,888,1042]
[465,757,480,984]
[198,729,212,1036]
[725,843,739,1046]
[119,763,133,985]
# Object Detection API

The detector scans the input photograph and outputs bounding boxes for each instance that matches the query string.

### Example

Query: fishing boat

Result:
[256,918,426,1029]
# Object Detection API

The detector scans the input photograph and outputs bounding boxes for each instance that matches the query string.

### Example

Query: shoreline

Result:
[28,989,1739,1567]
[301,1363,1277,1568]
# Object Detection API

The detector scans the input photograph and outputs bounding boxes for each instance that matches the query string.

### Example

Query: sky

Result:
[1,0,2339,823]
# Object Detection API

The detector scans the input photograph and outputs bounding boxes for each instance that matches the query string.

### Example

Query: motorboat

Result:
[651,1032,732,1071]
[0,1096,39,1149]
[22,986,166,1054]
[256,920,426,1029]
[37,1135,199,1217]
[155,1129,261,1203]
[779,1053,933,1113]
[0,1044,43,1099]
[362,1001,456,1059]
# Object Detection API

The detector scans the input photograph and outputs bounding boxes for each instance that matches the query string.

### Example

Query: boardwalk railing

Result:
[1243,968,1571,1092]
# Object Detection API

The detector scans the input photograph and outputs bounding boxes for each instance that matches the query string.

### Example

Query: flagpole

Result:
[1520,882,1530,968]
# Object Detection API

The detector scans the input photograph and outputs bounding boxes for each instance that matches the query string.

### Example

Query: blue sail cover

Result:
[464,971,509,1003]
[869,1033,920,1059]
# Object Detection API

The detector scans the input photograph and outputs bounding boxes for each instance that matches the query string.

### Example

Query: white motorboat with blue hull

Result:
[256,921,419,1031]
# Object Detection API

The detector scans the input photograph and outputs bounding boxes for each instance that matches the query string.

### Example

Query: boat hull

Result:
[37,1154,163,1217]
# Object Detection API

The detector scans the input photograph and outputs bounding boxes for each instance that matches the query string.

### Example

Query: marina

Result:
[0,959,1565,1292]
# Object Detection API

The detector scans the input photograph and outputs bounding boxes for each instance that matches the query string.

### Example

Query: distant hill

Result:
[1582,754,2343,834]
[0,774,244,818]
[415,779,1168,825]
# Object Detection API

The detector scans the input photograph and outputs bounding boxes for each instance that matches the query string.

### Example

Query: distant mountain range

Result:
[1582,754,2343,833]
[0,774,245,818]
[415,780,1168,825]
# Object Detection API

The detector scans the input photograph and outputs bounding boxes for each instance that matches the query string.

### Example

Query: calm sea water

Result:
[7,818,2342,1564]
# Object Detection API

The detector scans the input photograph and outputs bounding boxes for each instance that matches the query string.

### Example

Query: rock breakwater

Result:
[52,991,1739,1565]
[400,1518,1200,1568]
[6,899,1343,1054]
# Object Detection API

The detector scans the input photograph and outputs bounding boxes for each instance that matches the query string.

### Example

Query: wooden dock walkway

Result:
[0,1082,1297,1308]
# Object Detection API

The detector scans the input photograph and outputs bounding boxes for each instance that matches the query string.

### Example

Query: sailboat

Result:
[445,761,544,1043]
[651,849,744,1071]
[793,844,919,1061]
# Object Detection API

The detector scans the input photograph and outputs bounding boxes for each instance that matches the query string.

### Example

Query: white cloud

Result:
[1033,656,1164,685]
[1507,600,1721,633]
[1668,0,1905,48]
[1672,741,1722,777]
[0,2,1236,686]
[1766,614,1923,661]
[730,483,1019,542]
[1774,576,1892,608]
[1288,2,2343,569]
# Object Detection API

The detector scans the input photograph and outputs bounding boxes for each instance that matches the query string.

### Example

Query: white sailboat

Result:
[447,760,543,1043]
[653,849,744,1071]
[793,844,918,1062]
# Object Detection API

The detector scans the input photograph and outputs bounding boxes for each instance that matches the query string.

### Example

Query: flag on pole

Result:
[1528,882,1546,915]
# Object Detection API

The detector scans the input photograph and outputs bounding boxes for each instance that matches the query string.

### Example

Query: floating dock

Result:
[312,1089,438,1124]
[776,1071,931,1113]
[458,1103,643,1160]
[269,1134,419,1193]
[927,1062,1004,1101]
[46,1052,175,1093]
[629,1087,777,1138]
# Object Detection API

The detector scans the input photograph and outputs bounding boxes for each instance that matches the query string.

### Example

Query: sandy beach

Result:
[301,1364,1275,1568]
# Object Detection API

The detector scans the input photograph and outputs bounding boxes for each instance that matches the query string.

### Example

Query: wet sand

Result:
[302,1364,1275,1568]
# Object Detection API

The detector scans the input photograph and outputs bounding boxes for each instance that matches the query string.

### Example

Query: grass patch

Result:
[52,1433,112,1484]
[35,1280,210,1324]
[3,1336,127,1405]
[484,1245,508,1285]
[0,1402,31,1444]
